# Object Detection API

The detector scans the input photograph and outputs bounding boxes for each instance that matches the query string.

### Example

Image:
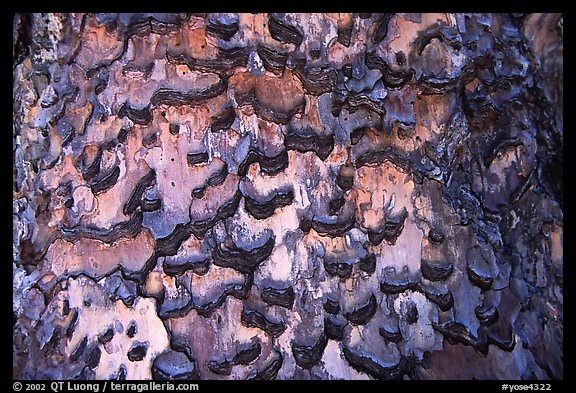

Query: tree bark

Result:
[13,13,562,380]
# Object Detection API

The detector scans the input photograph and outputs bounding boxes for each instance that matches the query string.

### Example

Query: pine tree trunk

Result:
[13,13,563,380]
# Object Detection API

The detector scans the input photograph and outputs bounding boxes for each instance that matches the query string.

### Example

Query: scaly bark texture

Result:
[13,13,562,380]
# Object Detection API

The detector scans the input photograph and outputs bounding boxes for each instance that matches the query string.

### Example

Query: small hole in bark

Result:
[396,51,406,65]
[127,342,148,362]
[171,182,175,187]
[161,111,166,117]
[127,321,137,338]
[62,299,70,315]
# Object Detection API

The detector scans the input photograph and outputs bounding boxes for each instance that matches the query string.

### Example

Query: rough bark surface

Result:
[13,13,563,380]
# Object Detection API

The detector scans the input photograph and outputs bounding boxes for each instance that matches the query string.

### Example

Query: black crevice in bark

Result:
[165,50,245,78]
[240,308,286,338]
[244,189,294,220]
[257,44,288,75]
[354,145,412,172]
[90,165,121,195]
[324,315,346,341]
[300,210,356,238]
[123,169,156,215]
[418,77,461,95]
[141,197,161,212]
[98,326,114,344]
[404,300,418,325]
[212,236,275,274]
[65,309,79,338]
[336,161,355,192]
[323,258,353,279]
[163,257,209,277]
[350,127,366,145]
[45,333,70,367]
[372,13,394,44]
[419,285,455,312]
[208,163,229,187]
[155,223,194,257]
[233,341,262,365]
[323,298,340,315]
[261,286,295,309]
[237,148,289,177]
[252,95,306,125]
[59,211,143,244]
[86,346,101,369]
[487,329,516,352]
[365,51,413,89]
[158,284,192,319]
[207,358,231,375]
[247,350,283,380]
[345,294,377,325]
[210,106,236,132]
[379,326,403,343]
[333,92,386,118]
[76,145,102,182]
[483,137,524,168]
[193,274,253,317]
[142,132,158,148]
[358,253,377,274]
[328,195,345,216]
[337,21,353,47]
[124,15,182,37]
[215,190,243,222]
[122,62,154,79]
[284,129,334,161]
[420,259,454,282]
[268,15,303,46]
[127,342,148,362]
[367,208,408,246]
[380,278,419,295]
[118,103,153,125]
[189,191,242,236]
[466,263,494,291]
[428,228,445,244]
[13,13,33,66]
[69,335,88,363]
[414,23,462,57]
[475,304,499,326]
[342,347,411,380]
[152,350,199,380]
[432,322,489,356]
[150,79,227,108]
[186,152,209,166]
[293,65,338,96]
[291,333,329,369]
[205,16,239,41]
